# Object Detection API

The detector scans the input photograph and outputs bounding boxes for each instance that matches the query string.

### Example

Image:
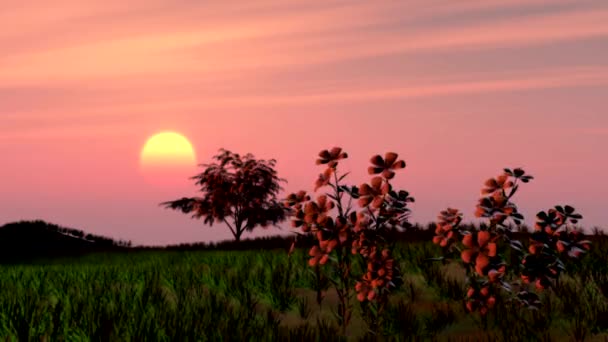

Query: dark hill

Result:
[0,220,131,262]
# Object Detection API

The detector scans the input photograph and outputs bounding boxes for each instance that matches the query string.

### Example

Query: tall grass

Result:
[0,237,605,340]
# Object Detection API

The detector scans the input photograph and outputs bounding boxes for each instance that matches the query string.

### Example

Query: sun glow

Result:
[140,132,197,188]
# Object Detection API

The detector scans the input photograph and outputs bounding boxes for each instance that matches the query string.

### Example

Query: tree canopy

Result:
[162,149,288,241]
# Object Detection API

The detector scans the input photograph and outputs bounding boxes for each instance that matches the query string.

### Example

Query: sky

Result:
[1,0,607,245]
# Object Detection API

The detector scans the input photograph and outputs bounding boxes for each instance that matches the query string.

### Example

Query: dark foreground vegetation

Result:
[1,147,606,340]
[0,224,605,341]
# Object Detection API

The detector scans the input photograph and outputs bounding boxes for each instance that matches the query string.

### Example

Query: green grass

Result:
[0,240,606,341]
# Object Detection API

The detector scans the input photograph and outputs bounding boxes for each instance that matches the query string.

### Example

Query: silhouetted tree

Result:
[162,149,289,242]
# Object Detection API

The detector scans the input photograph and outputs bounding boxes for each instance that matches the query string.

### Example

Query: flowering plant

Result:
[431,168,591,315]
[285,148,414,334]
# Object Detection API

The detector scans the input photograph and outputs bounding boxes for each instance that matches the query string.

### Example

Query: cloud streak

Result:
[2,1,607,85]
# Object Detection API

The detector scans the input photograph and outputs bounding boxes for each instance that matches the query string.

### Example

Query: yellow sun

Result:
[140,132,197,188]
[140,132,196,167]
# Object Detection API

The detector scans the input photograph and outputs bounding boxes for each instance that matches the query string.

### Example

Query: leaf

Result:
[338,172,351,182]
[513,168,525,177]
[368,302,378,316]
[326,193,339,202]
[520,176,532,183]
[512,212,524,220]
[425,257,445,262]
[510,241,524,251]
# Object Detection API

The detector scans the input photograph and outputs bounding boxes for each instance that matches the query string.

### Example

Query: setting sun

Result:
[140,132,197,188]
[140,132,196,167]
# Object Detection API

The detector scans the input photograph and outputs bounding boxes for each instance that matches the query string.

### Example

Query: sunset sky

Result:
[1,0,607,245]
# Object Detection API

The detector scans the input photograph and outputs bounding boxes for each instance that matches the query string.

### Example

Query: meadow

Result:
[0,232,606,341]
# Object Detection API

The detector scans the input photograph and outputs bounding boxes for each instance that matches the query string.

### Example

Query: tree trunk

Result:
[234,226,243,242]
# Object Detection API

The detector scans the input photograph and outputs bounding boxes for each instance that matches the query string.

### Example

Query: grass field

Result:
[0,237,606,341]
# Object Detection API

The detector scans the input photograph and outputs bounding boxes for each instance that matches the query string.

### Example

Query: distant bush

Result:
[0,220,130,262]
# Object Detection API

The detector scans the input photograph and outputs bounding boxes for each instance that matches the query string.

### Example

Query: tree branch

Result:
[223,218,237,239]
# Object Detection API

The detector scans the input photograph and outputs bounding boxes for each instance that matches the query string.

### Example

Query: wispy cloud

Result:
[2,0,606,85]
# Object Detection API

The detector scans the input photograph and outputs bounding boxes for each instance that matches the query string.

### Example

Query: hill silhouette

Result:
[0,220,131,262]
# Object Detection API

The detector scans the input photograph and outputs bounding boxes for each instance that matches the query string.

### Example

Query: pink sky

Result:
[1,0,607,245]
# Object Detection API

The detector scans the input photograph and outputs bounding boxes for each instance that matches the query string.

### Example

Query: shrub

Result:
[285,148,415,335]
[429,168,593,322]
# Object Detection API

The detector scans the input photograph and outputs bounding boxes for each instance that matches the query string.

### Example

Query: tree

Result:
[162,149,289,242]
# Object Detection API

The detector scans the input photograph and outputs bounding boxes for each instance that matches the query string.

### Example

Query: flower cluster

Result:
[316,147,348,169]
[432,208,462,248]
[355,249,396,301]
[430,167,592,315]
[368,152,406,180]
[521,205,589,290]
[461,231,499,277]
[475,169,529,226]
[465,286,496,315]
[285,148,413,332]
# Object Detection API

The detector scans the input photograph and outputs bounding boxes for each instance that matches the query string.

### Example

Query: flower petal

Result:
[478,231,491,247]
[486,242,497,257]
[370,155,384,167]
[358,197,373,207]
[384,152,398,166]
[382,170,395,179]
[393,160,406,169]
[368,166,383,175]
[371,176,383,189]
[461,249,474,263]
[329,147,342,157]
[462,234,474,248]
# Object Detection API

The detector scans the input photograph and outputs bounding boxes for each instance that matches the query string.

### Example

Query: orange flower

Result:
[487,265,506,283]
[308,245,330,266]
[433,223,456,247]
[461,231,497,276]
[535,209,564,234]
[481,173,514,195]
[335,216,351,244]
[359,176,390,209]
[316,147,348,169]
[290,208,308,231]
[527,241,544,255]
[303,195,334,225]
[474,192,515,225]
[521,254,559,290]
[438,208,462,227]
[355,281,375,302]
[368,152,406,180]
[353,235,377,258]
[314,168,333,191]
[465,286,496,315]
[555,229,591,259]
[348,211,370,232]
[319,234,339,254]
[433,208,462,247]
[285,191,310,209]
[355,249,395,302]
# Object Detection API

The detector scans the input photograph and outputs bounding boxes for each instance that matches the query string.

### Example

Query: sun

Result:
[140,132,197,187]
